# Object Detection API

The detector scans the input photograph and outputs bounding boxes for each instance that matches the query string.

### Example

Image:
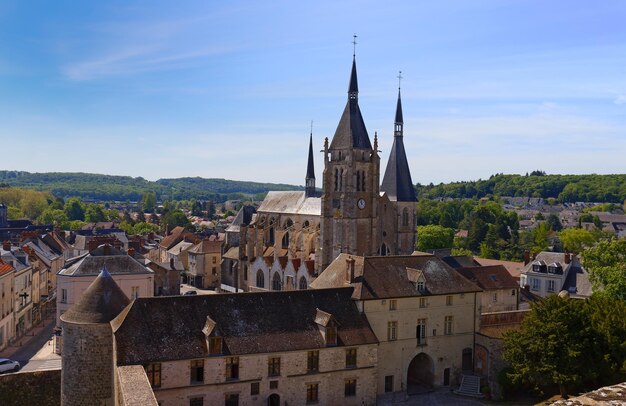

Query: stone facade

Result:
[149,345,378,406]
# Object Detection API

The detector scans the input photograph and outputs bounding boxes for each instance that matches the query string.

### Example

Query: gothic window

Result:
[380,243,388,256]
[356,171,361,191]
[282,232,290,248]
[256,270,264,288]
[361,171,365,192]
[272,273,282,291]
[299,276,308,290]
[284,218,293,229]
[303,220,310,228]
[334,169,338,191]
[340,169,344,191]
[269,227,275,245]
[402,208,409,227]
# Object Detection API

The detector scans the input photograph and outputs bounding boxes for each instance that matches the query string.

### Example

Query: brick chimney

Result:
[2,240,10,251]
[345,256,355,283]
[523,250,530,265]
[564,252,571,264]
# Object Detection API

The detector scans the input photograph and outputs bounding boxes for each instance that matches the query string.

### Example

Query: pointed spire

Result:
[305,123,316,197]
[395,71,404,135]
[348,56,359,97]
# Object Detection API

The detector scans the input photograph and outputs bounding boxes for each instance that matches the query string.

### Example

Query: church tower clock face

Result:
[357,198,366,210]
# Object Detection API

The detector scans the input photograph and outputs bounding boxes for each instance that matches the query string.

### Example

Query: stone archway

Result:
[407,352,434,394]
[267,393,280,406]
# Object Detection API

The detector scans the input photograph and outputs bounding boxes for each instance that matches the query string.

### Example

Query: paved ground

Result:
[0,312,60,374]
[378,387,488,406]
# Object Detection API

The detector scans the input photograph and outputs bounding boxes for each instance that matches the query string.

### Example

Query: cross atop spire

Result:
[397,70,403,90]
[352,34,358,58]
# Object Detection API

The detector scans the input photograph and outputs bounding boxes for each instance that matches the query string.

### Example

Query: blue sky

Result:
[1,1,625,186]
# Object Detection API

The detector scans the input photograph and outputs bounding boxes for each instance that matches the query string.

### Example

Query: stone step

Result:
[454,375,484,398]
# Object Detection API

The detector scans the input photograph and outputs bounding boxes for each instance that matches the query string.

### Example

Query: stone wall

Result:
[0,370,61,406]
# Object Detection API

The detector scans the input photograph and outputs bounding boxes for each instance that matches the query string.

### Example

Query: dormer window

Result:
[315,308,339,347]
[326,326,337,346]
[417,281,424,292]
[202,316,222,356]
[209,336,222,355]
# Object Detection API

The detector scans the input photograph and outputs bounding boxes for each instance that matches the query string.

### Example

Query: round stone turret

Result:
[61,266,130,406]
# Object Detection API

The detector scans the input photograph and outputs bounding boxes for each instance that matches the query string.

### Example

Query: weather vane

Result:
[352,34,358,57]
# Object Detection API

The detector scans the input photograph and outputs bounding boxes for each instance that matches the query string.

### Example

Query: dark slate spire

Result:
[305,129,316,197]
[61,266,130,324]
[381,84,417,202]
[330,54,372,150]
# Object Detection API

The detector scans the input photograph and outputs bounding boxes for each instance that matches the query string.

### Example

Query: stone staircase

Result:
[454,374,483,398]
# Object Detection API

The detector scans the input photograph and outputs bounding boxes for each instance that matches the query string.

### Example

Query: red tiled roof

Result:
[0,259,14,276]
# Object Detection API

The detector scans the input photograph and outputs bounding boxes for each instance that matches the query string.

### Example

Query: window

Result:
[389,299,397,311]
[419,297,427,308]
[224,394,239,406]
[446,295,453,306]
[131,286,139,300]
[282,232,290,248]
[511,289,516,296]
[417,319,426,345]
[244,266,248,281]
[307,351,319,372]
[212,256,217,264]
[492,292,498,302]
[256,270,264,288]
[417,281,425,292]
[345,348,357,368]
[268,357,281,377]
[326,326,337,346]
[444,316,453,335]
[356,171,361,192]
[402,208,409,227]
[345,379,356,397]
[61,288,67,304]
[268,227,275,245]
[384,375,394,392]
[387,321,398,341]
[547,279,556,292]
[272,273,282,291]
[306,383,319,403]
[251,382,260,395]
[144,363,161,388]
[226,357,239,380]
[299,276,308,290]
[189,397,203,406]
[531,278,541,291]
[190,359,204,384]
[269,380,278,389]
[209,336,222,355]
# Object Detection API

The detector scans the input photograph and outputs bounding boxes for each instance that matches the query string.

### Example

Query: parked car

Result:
[0,358,20,373]
[184,290,197,296]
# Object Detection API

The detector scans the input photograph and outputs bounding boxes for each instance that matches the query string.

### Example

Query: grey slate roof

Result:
[312,254,481,299]
[330,58,372,150]
[61,267,130,324]
[257,191,321,216]
[59,245,153,276]
[112,287,378,364]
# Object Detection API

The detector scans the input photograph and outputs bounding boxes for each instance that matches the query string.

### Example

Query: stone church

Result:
[225,55,418,292]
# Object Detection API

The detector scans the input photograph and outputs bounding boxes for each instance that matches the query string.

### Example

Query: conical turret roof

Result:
[61,266,130,324]
[306,133,315,180]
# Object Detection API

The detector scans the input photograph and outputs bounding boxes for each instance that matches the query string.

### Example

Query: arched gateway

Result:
[407,352,434,394]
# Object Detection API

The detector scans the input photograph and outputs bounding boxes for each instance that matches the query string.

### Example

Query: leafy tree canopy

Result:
[582,238,626,300]
[416,225,455,251]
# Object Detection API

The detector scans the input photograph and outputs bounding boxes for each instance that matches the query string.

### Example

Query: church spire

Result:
[381,72,417,202]
[305,123,316,197]
[349,34,359,99]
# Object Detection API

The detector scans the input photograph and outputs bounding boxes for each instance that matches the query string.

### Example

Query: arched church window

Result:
[284,218,293,229]
[379,243,388,256]
[402,208,409,227]
[362,171,366,192]
[272,273,282,291]
[356,171,361,192]
[268,227,275,245]
[334,169,339,191]
[282,232,290,249]
[303,220,310,228]
[340,169,344,191]
[256,270,264,288]
[299,276,308,290]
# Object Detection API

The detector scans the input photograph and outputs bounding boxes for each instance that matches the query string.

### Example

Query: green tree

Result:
[39,208,69,225]
[503,296,597,397]
[85,204,106,223]
[64,197,85,221]
[559,228,596,253]
[140,192,157,213]
[546,213,563,232]
[582,238,626,300]
[416,225,455,251]
[161,209,191,232]
[7,206,25,219]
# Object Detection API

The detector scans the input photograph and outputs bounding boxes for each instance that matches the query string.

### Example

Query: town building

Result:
[311,253,482,395]
[519,252,591,298]
[186,235,223,289]
[0,259,15,351]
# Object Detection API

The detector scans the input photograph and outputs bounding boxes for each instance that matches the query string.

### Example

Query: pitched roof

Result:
[442,255,481,269]
[112,287,377,365]
[311,254,481,299]
[59,246,153,276]
[0,258,14,277]
[61,267,130,324]
[188,238,222,254]
[256,191,320,216]
[329,58,372,150]
[455,265,519,291]
[159,226,199,250]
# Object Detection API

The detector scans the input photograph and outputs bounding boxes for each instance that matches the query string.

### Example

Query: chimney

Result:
[564,252,571,264]
[170,258,175,271]
[523,250,530,265]
[345,256,355,283]
[2,240,11,251]
[127,247,135,257]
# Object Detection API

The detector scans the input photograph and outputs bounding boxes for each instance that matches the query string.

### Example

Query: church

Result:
[224,52,418,292]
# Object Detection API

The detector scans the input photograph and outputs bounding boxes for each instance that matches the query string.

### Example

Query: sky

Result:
[0,0,625,187]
